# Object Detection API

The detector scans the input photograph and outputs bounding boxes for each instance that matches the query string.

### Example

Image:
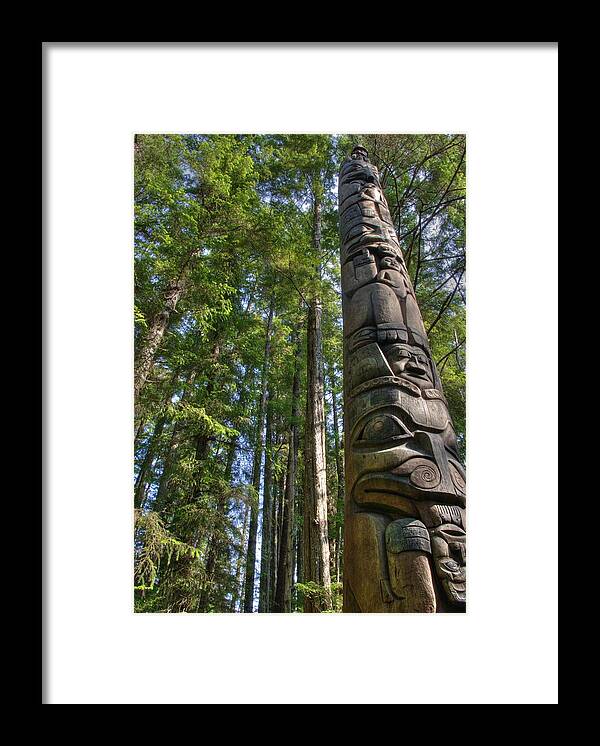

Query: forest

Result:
[133,133,466,613]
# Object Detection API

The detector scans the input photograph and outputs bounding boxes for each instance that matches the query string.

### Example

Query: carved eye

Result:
[441,559,460,572]
[359,414,405,443]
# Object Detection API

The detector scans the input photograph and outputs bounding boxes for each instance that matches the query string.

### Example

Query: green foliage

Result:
[294,581,343,612]
[169,402,239,441]
[134,509,201,591]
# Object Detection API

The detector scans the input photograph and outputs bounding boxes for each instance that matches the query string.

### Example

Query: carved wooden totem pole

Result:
[339,146,466,613]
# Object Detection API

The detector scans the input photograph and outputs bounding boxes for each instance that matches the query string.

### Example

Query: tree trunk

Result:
[271,456,286,609]
[231,502,250,612]
[328,365,345,586]
[323,369,337,582]
[303,192,333,613]
[243,300,275,612]
[295,482,303,611]
[273,330,302,613]
[269,474,280,611]
[258,394,274,612]
[134,277,186,408]
[329,366,344,513]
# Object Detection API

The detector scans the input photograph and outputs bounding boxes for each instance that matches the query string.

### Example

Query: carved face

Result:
[385,344,435,390]
[348,383,461,510]
[430,523,466,606]
[379,255,401,272]
[375,255,410,292]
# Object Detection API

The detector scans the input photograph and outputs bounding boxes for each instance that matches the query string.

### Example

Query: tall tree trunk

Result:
[328,365,345,586]
[295,481,303,611]
[273,329,302,613]
[231,502,250,612]
[329,366,344,513]
[269,474,280,611]
[243,300,275,612]
[258,394,274,612]
[134,277,186,408]
[270,456,286,609]
[303,191,332,613]
[323,369,337,582]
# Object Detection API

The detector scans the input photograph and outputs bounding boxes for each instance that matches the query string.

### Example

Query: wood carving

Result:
[339,146,466,613]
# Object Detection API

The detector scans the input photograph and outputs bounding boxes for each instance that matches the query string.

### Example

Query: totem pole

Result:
[339,146,466,613]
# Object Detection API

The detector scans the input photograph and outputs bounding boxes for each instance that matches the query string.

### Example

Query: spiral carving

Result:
[410,463,441,489]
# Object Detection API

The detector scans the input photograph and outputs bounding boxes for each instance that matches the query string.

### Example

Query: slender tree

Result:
[273,329,302,612]
[258,393,274,612]
[243,300,275,613]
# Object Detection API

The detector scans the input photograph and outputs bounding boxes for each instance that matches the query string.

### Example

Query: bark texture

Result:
[258,395,274,612]
[273,331,302,613]
[302,192,332,613]
[134,278,186,407]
